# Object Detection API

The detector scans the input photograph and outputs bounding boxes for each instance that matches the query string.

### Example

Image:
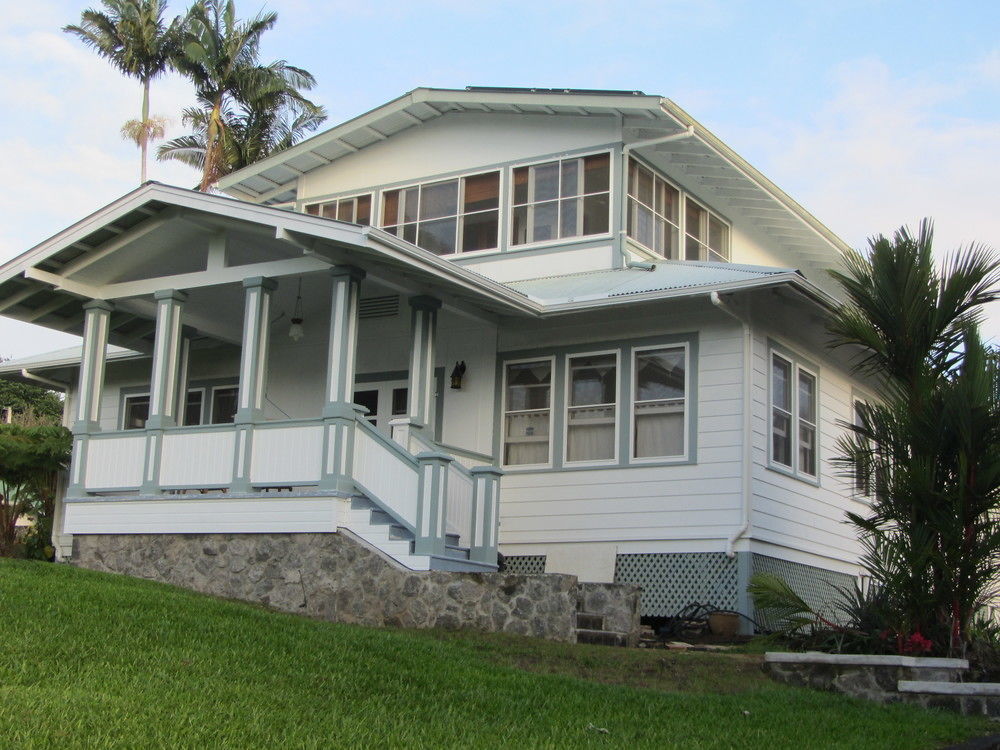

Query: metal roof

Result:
[506,262,808,306]
[0,345,141,374]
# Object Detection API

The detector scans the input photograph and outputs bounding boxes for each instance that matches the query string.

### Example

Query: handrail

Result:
[354,416,419,466]
[437,441,495,466]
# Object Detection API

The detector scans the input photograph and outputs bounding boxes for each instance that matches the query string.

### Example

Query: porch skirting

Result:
[71,531,640,644]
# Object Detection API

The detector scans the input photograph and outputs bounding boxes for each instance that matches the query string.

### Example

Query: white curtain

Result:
[635,408,684,458]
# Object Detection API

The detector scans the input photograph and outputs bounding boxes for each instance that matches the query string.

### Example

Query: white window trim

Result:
[508,150,614,251]
[501,355,556,470]
[683,195,731,263]
[629,342,690,464]
[379,169,502,256]
[120,392,151,431]
[562,349,620,467]
[179,386,207,427]
[768,348,820,483]
[303,192,374,224]
[209,384,240,424]
[625,155,731,262]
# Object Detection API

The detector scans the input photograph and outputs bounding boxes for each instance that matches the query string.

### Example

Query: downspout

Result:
[20,369,68,391]
[619,126,695,267]
[709,292,752,558]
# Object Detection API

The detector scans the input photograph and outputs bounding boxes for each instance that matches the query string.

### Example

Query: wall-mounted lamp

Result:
[288,278,305,342]
[450,361,467,389]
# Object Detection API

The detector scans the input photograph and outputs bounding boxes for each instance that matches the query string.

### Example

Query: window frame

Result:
[303,192,374,225]
[119,385,211,430]
[508,149,614,251]
[379,169,502,256]
[683,195,731,263]
[850,389,876,504]
[767,344,821,484]
[501,355,557,470]
[629,342,691,464]
[562,348,620,467]
[625,156,731,262]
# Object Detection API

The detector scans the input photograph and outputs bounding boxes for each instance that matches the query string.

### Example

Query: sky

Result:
[1,0,998,358]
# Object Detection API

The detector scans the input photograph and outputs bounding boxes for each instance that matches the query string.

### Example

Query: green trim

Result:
[766,338,822,487]
[494,333,700,473]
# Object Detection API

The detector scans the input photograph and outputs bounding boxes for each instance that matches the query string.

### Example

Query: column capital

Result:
[329,265,366,283]
[242,276,277,291]
[470,465,504,478]
[82,299,114,312]
[409,295,442,312]
[154,289,188,302]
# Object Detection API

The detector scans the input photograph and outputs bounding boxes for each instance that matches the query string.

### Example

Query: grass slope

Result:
[0,560,992,749]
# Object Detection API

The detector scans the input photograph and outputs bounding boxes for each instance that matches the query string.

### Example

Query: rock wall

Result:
[72,531,640,644]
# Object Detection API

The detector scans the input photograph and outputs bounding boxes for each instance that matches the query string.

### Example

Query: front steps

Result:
[575,610,631,647]
[346,496,484,572]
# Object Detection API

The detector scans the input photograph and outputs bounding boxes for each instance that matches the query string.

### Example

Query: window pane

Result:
[532,201,558,243]
[512,167,529,205]
[336,201,353,222]
[211,387,238,424]
[560,160,579,198]
[686,201,706,241]
[569,354,616,406]
[634,401,684,458]
[356,195,372,226]
[321,202,338,219]
[559,197,578,238]
[183,390,203,427]
[709,215,728,255]
[354,389,378,424]
[633,202,654,249]
[504,412,549,465]
[506,360,551,411]
[685,234,702,260]
[799,423,816,476]
[798,371,816,423]
[381,190,399,226]
[419,180,458,220]
[772,411,792,466]
[402,223,417,244]
[461,210,498,252]
[305,204,320,216]
[463,172,499,213]
[402,187,419,223]
[512,205,528,245]
[582,193,609,235]
[662,183,680,224]
[772,356,792,411]
[391,388,408,416]
[636,348,685,401]
[583,153,609,194]
[567,406,615,461]
[123,396,150,430]
[532,162,559,202]
[636,164,654,206]
[417,217,457,255]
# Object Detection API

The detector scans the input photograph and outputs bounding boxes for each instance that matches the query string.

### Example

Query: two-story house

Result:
[0,87,872,626]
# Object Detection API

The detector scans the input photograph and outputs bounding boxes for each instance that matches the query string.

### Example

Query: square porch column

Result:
[319,265,365,492]
[231,277,276,493]
[406,295,441,432]
[145,290,187,430]
[68,299,114,496]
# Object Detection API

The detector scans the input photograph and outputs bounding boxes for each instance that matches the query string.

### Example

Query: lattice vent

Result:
[614,553,738,617]
[502,555,547,575]
[750,554,855,631]
[359,295,400,319]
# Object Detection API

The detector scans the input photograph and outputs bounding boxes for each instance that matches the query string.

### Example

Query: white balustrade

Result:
[84,434,146,490]
[352,421,419,528]
[250,424,324,485]
[159,429,236,487]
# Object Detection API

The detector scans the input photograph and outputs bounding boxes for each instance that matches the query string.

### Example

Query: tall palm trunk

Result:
[140,78,150,183]
[200,98,224,191]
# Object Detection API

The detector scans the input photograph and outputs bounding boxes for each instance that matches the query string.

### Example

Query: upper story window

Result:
[381,171,500,255]
[511,153,610,246]
[304,194,372,225]
[627,158,729,262]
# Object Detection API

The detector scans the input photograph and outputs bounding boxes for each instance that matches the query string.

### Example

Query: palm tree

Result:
[171,0,320,191]
[157,90,326,180]
[829,219,1000,653]
[64,0,183,183]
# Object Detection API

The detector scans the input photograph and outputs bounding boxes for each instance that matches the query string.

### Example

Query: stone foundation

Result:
[72,531,640,644]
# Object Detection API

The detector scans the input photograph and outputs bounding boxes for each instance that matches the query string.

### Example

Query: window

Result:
[565,353,617,463]
[381,171,500,254]
[210,386,239,424]
[685,199,729,262]
[122,395,150,430]
[627,160,680,258]
[632,346,687,459]
[181,389,205,427]
[851,397,873,497]
[770,350,818,479]
[304,194,372,225]
[512,153,610,245]
[503,359,553,466]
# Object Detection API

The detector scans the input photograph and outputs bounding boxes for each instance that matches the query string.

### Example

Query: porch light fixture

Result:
[288,278,305,342]
[450,361,467,389]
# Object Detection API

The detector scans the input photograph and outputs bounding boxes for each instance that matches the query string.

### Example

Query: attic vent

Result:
[359,295,400,319]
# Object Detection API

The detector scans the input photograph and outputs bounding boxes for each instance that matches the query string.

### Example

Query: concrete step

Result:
[576,629,630,648]
[576,613,605,630]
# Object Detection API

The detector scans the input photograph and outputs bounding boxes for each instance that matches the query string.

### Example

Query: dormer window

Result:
[304,194,372,225]
[381,171,500,255]
[511,153,610,246]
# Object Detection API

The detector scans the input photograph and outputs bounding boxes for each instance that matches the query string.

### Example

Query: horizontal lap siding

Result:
[499,318,744,547]
[748,327,865,569]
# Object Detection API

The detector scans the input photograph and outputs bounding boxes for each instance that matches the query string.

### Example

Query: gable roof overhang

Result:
[216,86,851,274]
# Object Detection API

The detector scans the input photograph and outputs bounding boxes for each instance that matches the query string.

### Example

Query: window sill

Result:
[766,461,821,487]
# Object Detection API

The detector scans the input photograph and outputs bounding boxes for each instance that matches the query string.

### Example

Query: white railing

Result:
[352,419,420,529]
[84,433,146,490]
[160,428,236,488]
[250,423,324,485]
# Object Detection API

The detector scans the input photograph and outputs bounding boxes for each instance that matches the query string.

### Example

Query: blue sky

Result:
[1,0,998,357]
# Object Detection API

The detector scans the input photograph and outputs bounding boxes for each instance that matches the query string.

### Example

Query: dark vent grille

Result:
[359,295,400,319]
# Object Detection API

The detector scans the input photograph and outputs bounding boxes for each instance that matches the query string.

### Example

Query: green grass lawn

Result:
[0,559,993,749]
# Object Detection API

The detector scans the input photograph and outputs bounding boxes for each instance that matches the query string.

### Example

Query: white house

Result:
[0,87,873,626]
